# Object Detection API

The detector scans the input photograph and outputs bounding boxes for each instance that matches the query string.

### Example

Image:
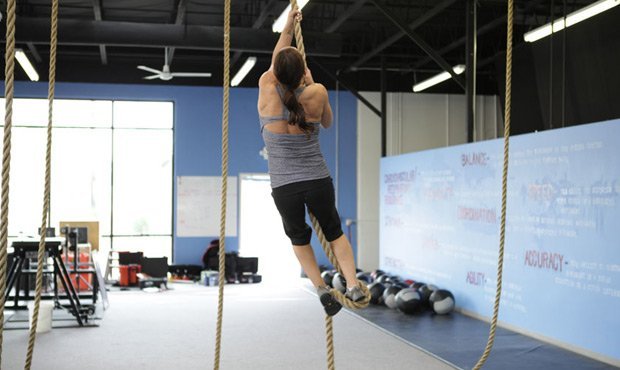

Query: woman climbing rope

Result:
[257,8,364,316]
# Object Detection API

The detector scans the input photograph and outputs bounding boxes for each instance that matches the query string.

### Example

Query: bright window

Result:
[113,101,174,129]
[112,129,173,236]
[0,98,173,259]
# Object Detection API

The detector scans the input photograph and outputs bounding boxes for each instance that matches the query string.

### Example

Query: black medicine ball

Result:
[410,281,425,290]
[394,282,409,289]
[429,289,455,315]
[332,272,347,293]
[370,269,386,281]
[382,285,402,309]
[321,270,334,287]
[377,275,390,284]
[395,288,423,315]
[389,275,402,283]
[368,282,386,305]
[356,271,373,284]
[417,284,435,306]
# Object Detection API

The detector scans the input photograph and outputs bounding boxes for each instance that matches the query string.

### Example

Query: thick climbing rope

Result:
[309,215,370,370]
[0,0,58,366]
[0,0,18,367]
[24,0,59,369]
[213,0,231,368]
[472,0,513,368]
[288,1,370,369]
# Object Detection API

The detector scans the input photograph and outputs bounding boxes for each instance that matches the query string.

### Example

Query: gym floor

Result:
[3,280,454,370]
[3,279,616,370]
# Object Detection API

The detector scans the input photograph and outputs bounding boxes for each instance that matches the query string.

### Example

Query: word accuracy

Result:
[524,250,565,272]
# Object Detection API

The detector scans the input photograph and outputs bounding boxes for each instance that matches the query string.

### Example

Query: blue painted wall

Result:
[4,81,357,267]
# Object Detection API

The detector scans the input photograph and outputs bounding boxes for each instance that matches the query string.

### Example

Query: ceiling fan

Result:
[137,48,212,81]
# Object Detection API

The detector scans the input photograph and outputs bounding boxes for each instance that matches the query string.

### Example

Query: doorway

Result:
[239,174,301,286]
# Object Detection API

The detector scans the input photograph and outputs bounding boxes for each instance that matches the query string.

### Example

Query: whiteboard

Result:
[177,176,238,237]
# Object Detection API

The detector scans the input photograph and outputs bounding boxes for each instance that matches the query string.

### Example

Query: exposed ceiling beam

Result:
[166,0,189,66]
[325,0,367,33]
[92,0,108,65]
[413,0,545,69]
[92,0,102,21]
[348,0,456,71]
[309,57,381,118]
[15,18,342,57]
[413,16,504,69]
[98,45,108,65]
[171,0,188,24]
[26,42,43,63]
[369,0,465,90]
[231,0,280,67]
[252,0,280,28]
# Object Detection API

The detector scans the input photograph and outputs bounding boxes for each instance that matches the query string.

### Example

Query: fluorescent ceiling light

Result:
[524,0,619,42]
[231,57,257,87]
[15,49,39,82]
[272,0,310,33]
[412,65,465,93]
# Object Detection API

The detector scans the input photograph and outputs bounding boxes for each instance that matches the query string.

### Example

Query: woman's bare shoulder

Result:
[304,83,327,95]
[301,83,327,102]
[259,70,276,87]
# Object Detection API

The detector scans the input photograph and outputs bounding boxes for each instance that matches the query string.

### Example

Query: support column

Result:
[381,55,387,157]
[466,0,477,142]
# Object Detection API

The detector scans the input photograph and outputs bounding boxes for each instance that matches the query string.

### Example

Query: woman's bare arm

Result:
[319,85,333,128]
[270,9,302,69]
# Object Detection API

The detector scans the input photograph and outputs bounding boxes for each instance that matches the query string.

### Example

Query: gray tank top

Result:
[259,85,330,188]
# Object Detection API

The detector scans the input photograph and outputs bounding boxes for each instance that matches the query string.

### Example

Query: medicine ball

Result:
[410,281,425,290]
[429,289,455,315]
[417,284,435,306]
[394,282,409,289]
[321,270,334,288]
[382,285,402,309]
[356,271,373,284]
[389,275,402,283]
[377,275,390,284]
[370,269,386,281]
[368,282,386,305]
[332,272,347,293]
[395,288,423,315]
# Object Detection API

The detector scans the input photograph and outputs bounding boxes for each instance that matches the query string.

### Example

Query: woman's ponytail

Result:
[274,48,315,135]
[282,87,314,135]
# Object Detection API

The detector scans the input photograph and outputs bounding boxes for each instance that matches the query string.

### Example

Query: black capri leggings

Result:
[271,177,344,246]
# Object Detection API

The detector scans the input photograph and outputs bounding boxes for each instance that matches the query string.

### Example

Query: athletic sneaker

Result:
[317,286,342,316]
[345,286,365,302]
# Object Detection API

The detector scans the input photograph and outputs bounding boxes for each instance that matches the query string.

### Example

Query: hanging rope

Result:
[472,0,513,368]
[288,1,370,369]
[288,0,370,309]
[309,214,369,370]
[213,0,231,368]
[24,0,59,369]
[0,0,17,366]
